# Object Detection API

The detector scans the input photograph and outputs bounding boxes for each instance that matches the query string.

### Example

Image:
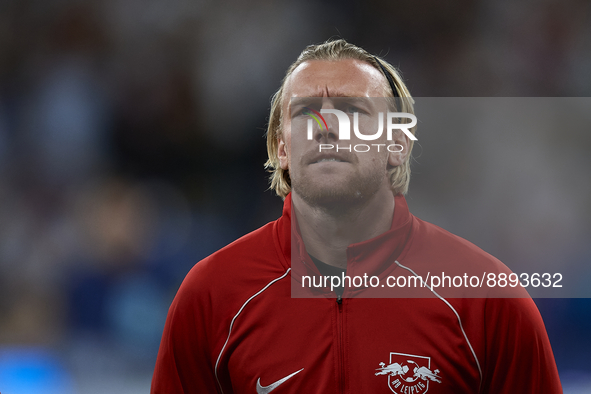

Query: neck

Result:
[292,187,395,269]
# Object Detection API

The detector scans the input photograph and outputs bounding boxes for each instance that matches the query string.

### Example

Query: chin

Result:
[293,180,378,210]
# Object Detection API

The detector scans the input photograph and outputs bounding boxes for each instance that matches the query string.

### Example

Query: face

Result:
[278,59,409,207]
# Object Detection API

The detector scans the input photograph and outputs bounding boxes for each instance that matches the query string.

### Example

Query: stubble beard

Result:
[290,166,390,212]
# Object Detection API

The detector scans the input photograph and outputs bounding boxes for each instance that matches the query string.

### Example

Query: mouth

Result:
[305,151,354,165]
[313,157,347,164]
[309,153,350,164]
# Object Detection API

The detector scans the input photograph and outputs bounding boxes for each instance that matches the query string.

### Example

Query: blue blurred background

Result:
[0,0,589,392]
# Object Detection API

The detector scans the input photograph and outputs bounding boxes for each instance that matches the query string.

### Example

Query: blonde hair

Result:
[265,39,416,199]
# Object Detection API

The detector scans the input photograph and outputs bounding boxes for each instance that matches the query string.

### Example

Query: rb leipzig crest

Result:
[375,352,442,394]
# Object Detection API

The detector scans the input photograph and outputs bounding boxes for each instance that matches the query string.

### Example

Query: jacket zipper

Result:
[336,295,345,393]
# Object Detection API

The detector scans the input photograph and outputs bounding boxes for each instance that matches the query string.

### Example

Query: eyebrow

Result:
[288,97,384,116]
[289,96,374,105]
[292,91,373,98]
[333,96,368,103]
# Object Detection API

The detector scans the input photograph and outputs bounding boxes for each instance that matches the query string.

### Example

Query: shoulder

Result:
[402,216,523,298]
[407,216,507,272]
[173,219,289,314]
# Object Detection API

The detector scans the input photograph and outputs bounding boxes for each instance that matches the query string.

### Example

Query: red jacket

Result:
[152,193,562,394]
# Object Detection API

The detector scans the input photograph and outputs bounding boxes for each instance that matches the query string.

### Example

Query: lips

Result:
[309,153,351,164]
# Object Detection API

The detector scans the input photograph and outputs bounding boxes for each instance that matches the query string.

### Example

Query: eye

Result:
[341,104,369,115]
[301,106,320,117]
[292,106,311,117]
[292,108,304,116]
[343,105,363,114]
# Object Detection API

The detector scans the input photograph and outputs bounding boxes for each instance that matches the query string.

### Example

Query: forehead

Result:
[284,59,387,99]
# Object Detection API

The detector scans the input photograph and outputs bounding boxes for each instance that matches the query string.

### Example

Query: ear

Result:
[387,132,410,167]
[278,137,289,170]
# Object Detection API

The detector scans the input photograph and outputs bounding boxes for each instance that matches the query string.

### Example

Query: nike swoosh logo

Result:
[256,368,304,394]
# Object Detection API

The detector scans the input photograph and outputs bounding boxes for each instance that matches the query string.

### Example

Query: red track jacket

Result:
[151,193,562,394]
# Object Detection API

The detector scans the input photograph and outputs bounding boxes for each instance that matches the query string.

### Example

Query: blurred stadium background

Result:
[0,0,590,392]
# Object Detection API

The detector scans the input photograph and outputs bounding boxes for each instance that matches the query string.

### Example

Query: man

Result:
[151,39,562,393]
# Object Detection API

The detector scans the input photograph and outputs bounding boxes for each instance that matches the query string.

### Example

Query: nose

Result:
[314,117,339,143]
[315,100,339,142]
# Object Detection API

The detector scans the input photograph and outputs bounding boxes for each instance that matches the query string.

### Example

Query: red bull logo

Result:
[375,352,441,394]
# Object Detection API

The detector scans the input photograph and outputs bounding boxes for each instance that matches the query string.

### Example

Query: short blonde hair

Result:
[265,39,415,199]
